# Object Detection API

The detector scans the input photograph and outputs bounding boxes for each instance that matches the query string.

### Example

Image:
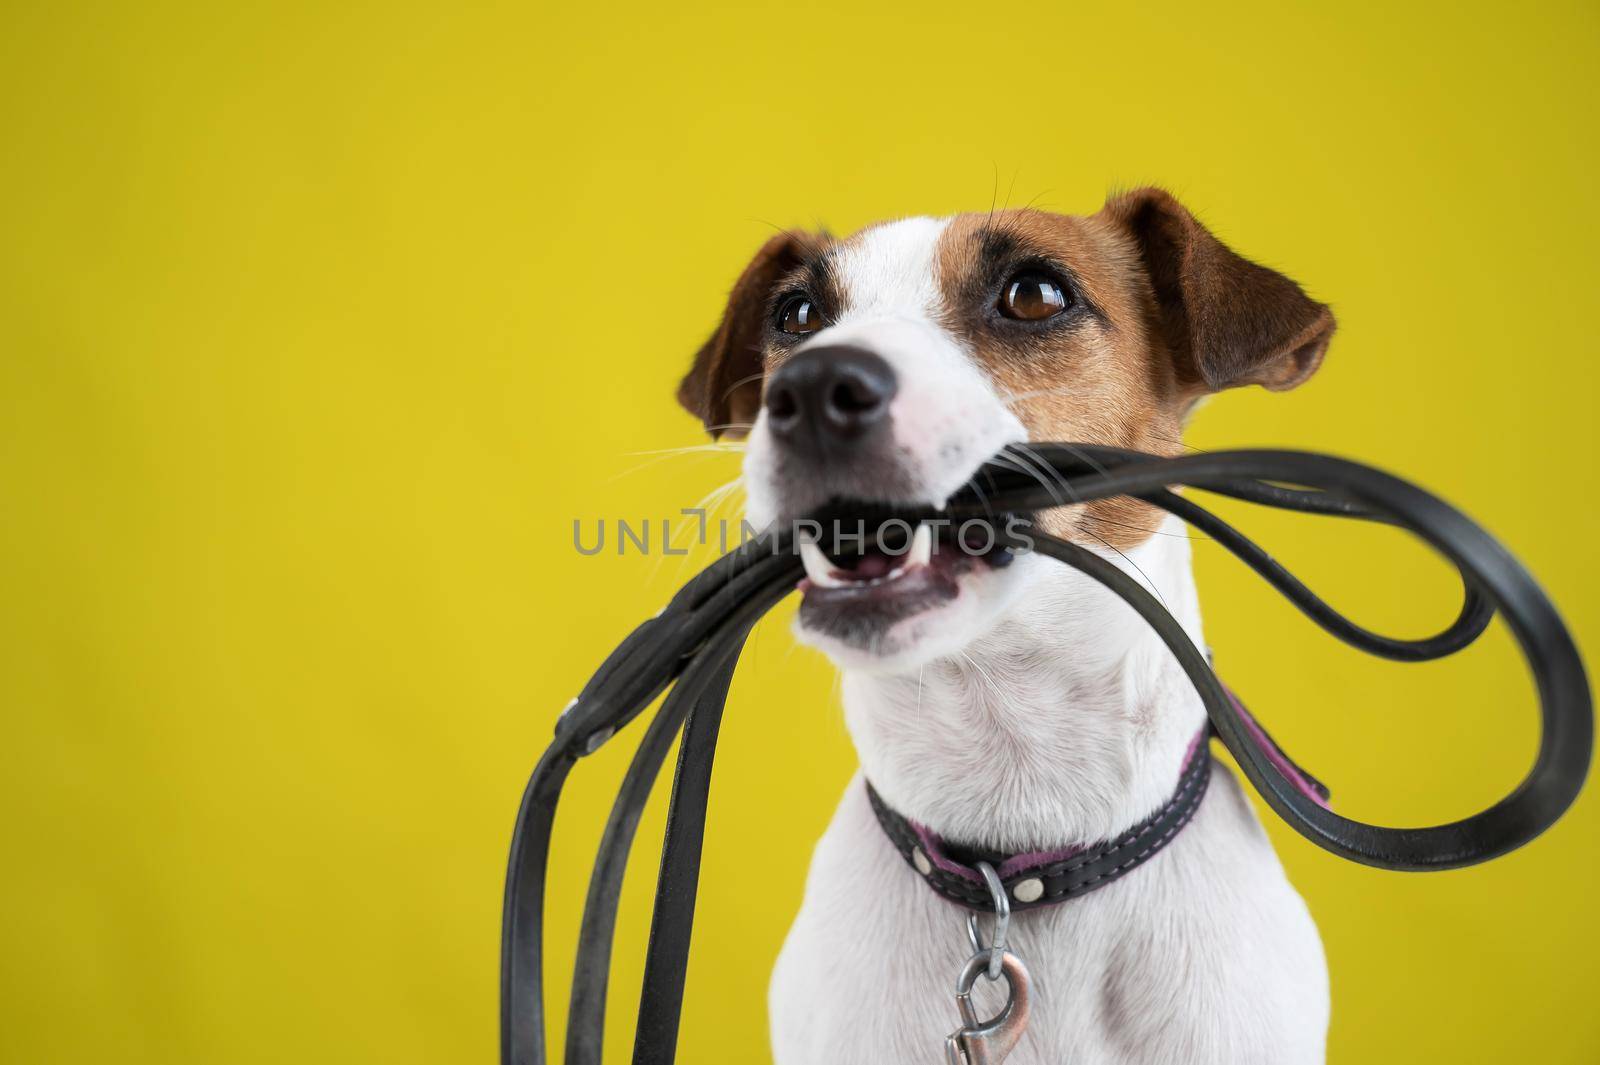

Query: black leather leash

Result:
[501,445,1592,1065]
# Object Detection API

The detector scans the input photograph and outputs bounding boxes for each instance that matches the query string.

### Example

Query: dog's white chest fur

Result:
[768,521,1329,1064]
[770,768,1327,1065]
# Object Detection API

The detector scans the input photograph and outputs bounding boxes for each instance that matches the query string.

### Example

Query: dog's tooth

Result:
[907,523,933,568]
[800,539,848,588]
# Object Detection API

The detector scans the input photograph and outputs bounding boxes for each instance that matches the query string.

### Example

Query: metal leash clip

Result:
[945,862,1032,1065]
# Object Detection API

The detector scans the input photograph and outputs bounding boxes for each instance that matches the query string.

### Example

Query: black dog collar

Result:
[866,690,1333,913]
[866,731,1213,913]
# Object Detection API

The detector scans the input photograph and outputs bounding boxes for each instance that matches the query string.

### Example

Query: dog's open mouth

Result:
[793,507,1025,647]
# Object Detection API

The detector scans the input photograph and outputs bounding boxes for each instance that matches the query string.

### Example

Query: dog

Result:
[676,188,1333,1064]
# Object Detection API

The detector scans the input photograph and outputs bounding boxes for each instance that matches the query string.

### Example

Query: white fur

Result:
[746,219,1329,1063]
[769,524,1328,1064]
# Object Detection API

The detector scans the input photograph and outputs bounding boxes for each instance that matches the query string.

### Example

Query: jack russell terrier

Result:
[676,188,1336,1064]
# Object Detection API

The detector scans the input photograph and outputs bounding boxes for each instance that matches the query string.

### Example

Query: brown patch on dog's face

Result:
[930,192,1335,550]
[934,209,1187,548]
[679,230,836,437]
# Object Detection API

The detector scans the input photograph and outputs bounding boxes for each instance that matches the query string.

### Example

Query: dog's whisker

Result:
[717,373,767,402]
[1083,511,1209,542]
[679,477,745,541]
[624,442,746,457]
[1011,441,1173,609]
[958,651,1018,725]
[606,442,745,485]
[1005,444,1075,511]
[672,477,747,581]
[995,383,1087,406]
[639,471,749,592]
[979,451,1202,542]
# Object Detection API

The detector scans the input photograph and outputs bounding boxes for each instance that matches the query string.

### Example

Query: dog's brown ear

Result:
[1102,187,1334,392]
[678,230,825,438]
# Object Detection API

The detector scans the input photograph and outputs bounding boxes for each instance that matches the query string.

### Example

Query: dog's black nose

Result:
[764,345,897,451]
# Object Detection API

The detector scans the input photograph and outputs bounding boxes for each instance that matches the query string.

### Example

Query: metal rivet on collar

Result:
[1012,877,1044,904]
[911,846,933,876]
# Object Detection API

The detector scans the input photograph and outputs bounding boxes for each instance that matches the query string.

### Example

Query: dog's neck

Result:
[841,514,1209,852]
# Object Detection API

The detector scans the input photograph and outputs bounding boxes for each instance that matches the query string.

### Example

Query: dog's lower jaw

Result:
[769,516,1330,1063]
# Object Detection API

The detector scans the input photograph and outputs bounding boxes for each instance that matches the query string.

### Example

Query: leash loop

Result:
[944,949,1032,1065]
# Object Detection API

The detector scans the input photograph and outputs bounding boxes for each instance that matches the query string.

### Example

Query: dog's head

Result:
[679,189,1334,672]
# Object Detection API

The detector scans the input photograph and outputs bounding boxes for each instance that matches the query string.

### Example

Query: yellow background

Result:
[3,2,1597,1061]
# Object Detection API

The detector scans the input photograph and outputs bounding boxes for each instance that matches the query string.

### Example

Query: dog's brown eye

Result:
[1000,274,1070,321]
[778,296,824,335]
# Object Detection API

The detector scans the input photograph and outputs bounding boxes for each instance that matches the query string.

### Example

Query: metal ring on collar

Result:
[963,861,1010,981]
